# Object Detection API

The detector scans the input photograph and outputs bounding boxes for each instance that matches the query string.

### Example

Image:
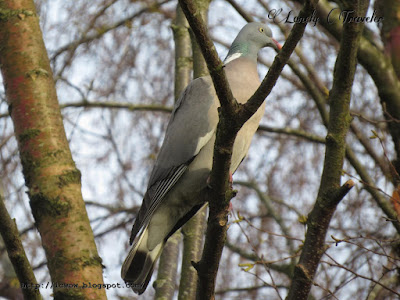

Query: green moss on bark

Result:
[80,255,103,268]
[18,128,41,144]
[53,290,86,300]
[29,193,71,221]
[57,169,81,188]
[0,8,35,21]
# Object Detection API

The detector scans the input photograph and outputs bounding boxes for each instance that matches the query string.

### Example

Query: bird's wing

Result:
[130,76,219,243]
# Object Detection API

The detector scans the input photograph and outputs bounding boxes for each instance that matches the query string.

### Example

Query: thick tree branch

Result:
[178,0,318,299]
[310,0,400,234]
[286,1,369,299]
[316,0,400,179]
[177,2,238,299]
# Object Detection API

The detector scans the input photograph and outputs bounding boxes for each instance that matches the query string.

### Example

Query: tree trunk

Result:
[0,1,106,299]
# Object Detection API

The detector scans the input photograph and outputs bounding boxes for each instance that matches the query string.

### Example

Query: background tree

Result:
[0,0,399,299]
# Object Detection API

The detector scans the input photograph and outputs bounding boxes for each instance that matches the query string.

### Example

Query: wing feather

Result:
[130,76,219,243]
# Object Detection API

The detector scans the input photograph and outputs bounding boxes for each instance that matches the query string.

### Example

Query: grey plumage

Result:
[121,22,280,294]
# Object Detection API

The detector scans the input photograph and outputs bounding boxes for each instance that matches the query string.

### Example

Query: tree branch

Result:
[178,0,318,298]
[61,101,173,113]
[156,5,192,299]
[316,0,400,179]
[50,0,172,61]
[225,241,294,277]
[258,125,325,144]
[235,180,296,257]
[178,3,209,298]
[154,232,181,299]
[0,101,173,120]
[286,1,369,299]
[0,193,41,300]
[225,0,393,225]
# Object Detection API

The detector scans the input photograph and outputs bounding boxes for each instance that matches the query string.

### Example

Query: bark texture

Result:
[286,1,369,299]
[0,1,105,299]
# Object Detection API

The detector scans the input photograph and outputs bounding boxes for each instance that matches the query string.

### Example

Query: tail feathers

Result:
[121,228,164,294]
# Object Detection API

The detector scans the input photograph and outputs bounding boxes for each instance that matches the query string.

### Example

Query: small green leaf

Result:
[233,212,244,223]
[298,215,307,225]
[369,130,378,139]
[238,263,254,272]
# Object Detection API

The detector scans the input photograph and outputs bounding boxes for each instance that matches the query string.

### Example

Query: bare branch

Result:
[178,0,318,298]
[0,193,41,300]
[50,0,172,61]
[287,1,369,299]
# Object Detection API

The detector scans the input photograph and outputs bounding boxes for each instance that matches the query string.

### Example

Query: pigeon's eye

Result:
[259,27,264,33]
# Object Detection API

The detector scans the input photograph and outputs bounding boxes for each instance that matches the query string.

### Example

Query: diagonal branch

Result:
[316,0,400,180]
[286,1,369,299]
[0,193,41,300]
[178,0,318,299]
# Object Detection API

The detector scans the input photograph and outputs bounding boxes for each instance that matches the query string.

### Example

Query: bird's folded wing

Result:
[130,76,219,242]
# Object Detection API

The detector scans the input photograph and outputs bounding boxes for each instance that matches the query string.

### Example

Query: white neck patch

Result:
[224,52,242,64]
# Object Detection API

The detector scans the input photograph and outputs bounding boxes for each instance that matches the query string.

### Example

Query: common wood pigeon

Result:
[121,22,280,294]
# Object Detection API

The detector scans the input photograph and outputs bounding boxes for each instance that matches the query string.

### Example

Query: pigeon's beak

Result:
[272,38,282,51]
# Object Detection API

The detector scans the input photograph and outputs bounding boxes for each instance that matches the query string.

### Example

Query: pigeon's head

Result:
[238,22,281,51]
[224,22,281,64]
